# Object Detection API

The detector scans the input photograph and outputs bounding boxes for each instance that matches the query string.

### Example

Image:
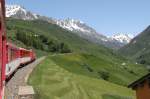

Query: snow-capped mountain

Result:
[57,19,84,32]
[6,5,107,42]
[110,34,132,44]
[56,18,109,43]
[6,5,59,24]
[6,5,38,20]
[5,4,133,49]
[56,18,133,48]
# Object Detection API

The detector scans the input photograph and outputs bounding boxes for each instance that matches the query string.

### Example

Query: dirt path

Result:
[5,56,46,99]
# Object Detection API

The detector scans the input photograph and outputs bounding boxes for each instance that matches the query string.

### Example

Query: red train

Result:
[0,0,7,98]
[0,0,36,98]
[6,43,36,78]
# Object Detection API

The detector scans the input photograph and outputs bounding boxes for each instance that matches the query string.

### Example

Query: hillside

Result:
[6,18,124,58]
[119,26,150,65]
[6,18,148,98]
[28,56,134,99]
[50,53,148,86]
[6,18,148,85]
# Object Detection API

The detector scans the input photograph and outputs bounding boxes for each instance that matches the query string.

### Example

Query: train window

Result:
[10,49,15,61]
[0,20,1,30]
[21,50,30,57]
[8,66,11,72]
[8,48,18,62]
[8,48,11,62]
[0,9,2,30]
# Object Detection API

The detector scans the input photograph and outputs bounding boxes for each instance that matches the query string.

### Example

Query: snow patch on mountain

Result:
[57,18,92,33]
[6,5,38,20]
[110,34,132,44]
[6,5,24,17]
[56,18,133,45]
[56,18,109,42]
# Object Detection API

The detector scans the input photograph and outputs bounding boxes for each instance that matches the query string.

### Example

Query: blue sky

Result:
[6,0,150,36]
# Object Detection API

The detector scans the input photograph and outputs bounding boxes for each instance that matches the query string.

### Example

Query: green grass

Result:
[6,18,128,59]
[119,26,150,65]
[28,56,135,99]
[7,18,148,98]
[34,49,48,58]
[102,94,132,99]
[50,53,148,86]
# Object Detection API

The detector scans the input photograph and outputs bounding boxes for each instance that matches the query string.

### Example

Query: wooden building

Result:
[128,73,150,99]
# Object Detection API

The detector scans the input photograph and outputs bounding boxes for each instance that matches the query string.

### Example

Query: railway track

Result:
[5,56,46,99]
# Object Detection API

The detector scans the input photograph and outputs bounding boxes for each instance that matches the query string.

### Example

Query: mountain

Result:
[6,5,39,20]
[7,18,148,86]
[110,33,132,44]
[56,18,109,42]
[6,13,148,99]
[119,26,150,65]
[105,34,132,49]
[56,19,132,45]
[5,6,110,46]
[55,18,133,49]
[5,5,131,49]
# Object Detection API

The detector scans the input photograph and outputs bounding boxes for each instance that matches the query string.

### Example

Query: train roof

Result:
[7,42,19,49]
[19,47,32,51]
[7,42,32,51]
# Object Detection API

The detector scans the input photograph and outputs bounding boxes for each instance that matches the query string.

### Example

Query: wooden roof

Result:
[128,73,150,89]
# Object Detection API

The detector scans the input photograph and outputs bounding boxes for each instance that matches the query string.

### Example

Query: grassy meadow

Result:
[50,53,147,86]
[28,55,135,99]
[6,19,148,99]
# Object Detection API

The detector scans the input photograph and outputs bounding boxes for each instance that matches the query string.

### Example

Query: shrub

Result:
[16,28,71,53]
[98,70,110,80]
[82,64,94,72]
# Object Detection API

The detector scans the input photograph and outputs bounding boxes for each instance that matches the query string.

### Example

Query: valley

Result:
[5,4,150,99]
[6,18,149,99]
[119,26,150,66]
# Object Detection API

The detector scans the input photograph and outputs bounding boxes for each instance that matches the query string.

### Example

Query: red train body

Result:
[0,0,36,98]
[6,43,36,78]
[0,0,7,98]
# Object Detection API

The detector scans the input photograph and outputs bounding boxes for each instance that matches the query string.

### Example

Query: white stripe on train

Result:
[6,57,32,78]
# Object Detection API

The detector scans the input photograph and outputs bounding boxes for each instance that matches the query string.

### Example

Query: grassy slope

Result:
[7,18,148,98]
[50,53,147,86]
[6,19,115,56]
[28,56,135,99]
[6,18,96,51]
[119,26,150,65]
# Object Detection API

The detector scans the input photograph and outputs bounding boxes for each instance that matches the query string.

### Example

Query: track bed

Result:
[5,57,45,99]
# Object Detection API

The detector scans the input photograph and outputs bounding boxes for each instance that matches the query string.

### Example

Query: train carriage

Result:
[6,43,36,79]
[6,43,20,78]
[0,0,36,98]
[0,0,7,98]
[20,48,35,65]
